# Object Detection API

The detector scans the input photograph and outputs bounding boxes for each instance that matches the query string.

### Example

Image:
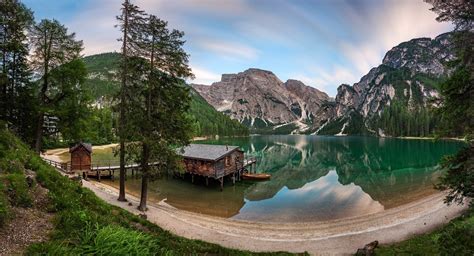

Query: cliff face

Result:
[319,33,455,135]
[192,68,332,133]
[192,33,455,135]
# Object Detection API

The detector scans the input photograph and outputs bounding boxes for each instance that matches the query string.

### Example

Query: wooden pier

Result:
[42,151,257,191]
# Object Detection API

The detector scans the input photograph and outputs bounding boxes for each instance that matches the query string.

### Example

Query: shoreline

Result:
[83,180,467,255]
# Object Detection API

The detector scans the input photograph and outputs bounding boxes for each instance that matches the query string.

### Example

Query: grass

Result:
[0,128,298,255]
[376,205,474,255]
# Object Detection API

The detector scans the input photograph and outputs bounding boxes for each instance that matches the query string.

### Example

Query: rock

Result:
[192,33,455,136]
[356,240,379,256]
[326,32,455,135]
[25,175,34,188]
[69,175,82,185]
[138,213,147,220]
[192,68,331,133]
[128,202,133,206]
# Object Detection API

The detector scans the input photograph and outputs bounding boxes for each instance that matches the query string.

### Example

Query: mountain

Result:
[193,32,455,136]
[82,52,248,137]
[192,68,332,134]
[319,32,455,136]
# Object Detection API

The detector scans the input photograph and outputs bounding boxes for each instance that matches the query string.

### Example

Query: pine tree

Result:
[0,0,33,131]
[115,0,146,202]
[29,19,84,152]
[132,14,193,211]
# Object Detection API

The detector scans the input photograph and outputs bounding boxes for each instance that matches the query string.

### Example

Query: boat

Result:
[242,173,271,181]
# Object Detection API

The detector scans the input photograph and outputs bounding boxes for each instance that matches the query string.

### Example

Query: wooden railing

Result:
[42,158,71,173]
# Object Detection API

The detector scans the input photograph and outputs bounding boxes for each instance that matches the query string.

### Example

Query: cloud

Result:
[292,65,359,96]
[30,0,452,96]
[189,66,221,85]
[195,39,260,61]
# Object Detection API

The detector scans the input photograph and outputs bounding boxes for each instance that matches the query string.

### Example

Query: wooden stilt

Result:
[97,169,101,182]
[220,177,224,191]
[206,177,209,186]
[192,174,194,183]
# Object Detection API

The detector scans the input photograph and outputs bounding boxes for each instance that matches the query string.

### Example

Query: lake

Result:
[102,135,464,223]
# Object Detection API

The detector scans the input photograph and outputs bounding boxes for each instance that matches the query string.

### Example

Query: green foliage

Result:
[76,224,162,255]
[318,111,371,135]
[2,172,32,207]
[436,67,473,138]
[375,100,438,137]
[82,52,121,100]
[0,181,9,227]
[83,52,249,138]
[376,206,474,255]
[437,145,474,205]
[189,89,249,137]
[0,128,296,255]
[0,0,35,146]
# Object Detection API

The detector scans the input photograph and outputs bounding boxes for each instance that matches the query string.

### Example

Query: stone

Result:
[356,240,379,256]
[192,68,331,133]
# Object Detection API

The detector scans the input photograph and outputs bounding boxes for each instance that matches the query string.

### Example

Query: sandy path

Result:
[82,180,467,255]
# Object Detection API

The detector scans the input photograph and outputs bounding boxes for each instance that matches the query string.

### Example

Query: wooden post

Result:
[220,177,224,191]
[206,177,209,186]
[97,168,101,182]
[192,174,194,183]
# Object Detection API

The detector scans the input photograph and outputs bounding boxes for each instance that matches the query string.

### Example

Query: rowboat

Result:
[242,173,271,181]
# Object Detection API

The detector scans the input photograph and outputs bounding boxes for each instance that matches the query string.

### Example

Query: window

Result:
[225,156,231,167]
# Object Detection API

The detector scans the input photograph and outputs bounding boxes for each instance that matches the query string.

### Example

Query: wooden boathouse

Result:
[179,144,253,190]
[69,142,92,173]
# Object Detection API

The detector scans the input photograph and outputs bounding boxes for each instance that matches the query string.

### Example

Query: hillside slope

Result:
[82,53,248,137]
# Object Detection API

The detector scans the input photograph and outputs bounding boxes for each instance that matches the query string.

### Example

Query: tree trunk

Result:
[138,143,150,211]
[34,111,44,153]
[118,0,129,202]
[118,140,127,201]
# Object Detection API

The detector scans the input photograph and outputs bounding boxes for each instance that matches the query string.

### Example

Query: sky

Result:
[22,0,452,96]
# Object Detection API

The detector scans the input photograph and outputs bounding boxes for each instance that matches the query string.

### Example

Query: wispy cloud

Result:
[195,39,260,61]
[23,0,453,96]
[189,65,221,85]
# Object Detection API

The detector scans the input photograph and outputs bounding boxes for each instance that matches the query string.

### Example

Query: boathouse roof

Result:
[69,142,92,153]
[179,144,240,161]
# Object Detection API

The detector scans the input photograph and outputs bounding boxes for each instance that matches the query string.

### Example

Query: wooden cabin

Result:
[179,144,245,190]
[69,142,92,173]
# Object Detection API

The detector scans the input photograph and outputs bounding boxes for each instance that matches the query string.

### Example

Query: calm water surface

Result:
[103,135,464,222]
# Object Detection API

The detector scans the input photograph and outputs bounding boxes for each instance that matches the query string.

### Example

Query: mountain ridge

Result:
[192,32,455,136]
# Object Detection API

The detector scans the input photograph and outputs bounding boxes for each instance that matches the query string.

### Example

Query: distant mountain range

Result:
[192,32,455,136]
[82,53,249,137]
[83,32,455,137]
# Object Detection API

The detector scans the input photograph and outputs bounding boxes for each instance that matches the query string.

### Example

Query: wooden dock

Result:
[42,156,258,188]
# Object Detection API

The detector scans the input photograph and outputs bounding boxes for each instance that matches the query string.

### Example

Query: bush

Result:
[3,172,32,207]
[0,181,9,226]
[437,208,474,255]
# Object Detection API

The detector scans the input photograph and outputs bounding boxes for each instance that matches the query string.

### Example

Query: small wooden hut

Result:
[179,144,244,190]
[69,142,92,173]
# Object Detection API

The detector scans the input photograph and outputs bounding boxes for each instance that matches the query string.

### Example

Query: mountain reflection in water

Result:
[233,170,384,222]
[103,135,464,222]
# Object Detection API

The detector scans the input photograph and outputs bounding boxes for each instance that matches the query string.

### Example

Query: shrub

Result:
[0,181,9,226]
[3,172,32,207]
[437,208,474,255]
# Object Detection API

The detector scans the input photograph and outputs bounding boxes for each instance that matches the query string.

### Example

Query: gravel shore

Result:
[83,180,467,255]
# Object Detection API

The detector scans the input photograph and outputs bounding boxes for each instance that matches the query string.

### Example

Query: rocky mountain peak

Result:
[192,68,333,133]
[382,33,454,76]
